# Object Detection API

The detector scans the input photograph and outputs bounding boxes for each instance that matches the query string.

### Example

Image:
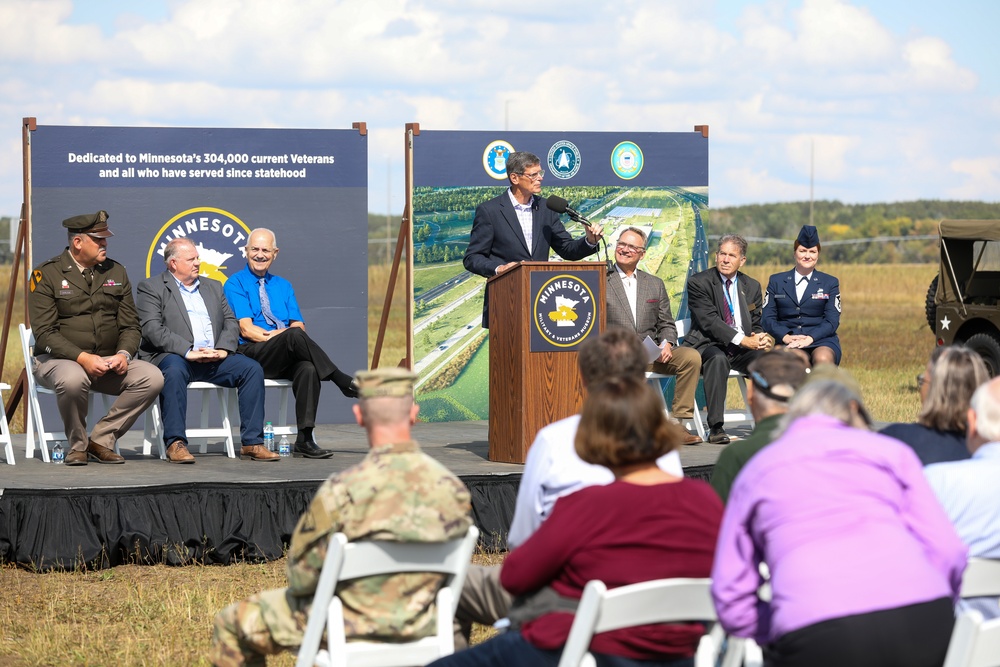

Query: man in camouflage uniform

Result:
[211,367,473,667]
[28,211,164,465]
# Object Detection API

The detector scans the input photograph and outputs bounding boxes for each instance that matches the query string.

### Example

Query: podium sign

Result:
[529,271,602,352]
[488,262,606,463]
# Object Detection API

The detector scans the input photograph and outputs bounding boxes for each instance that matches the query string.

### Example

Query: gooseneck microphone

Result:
[545,196,613,274]
[545,195,589,223]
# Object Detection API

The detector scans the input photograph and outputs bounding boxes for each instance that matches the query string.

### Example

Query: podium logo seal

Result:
[547,140,581,180]
[533,274,597,348]
[146,206,252,283]
[482,140,515,180]
[610,141,644,180]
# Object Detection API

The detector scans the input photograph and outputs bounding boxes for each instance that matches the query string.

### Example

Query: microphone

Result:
[545,195,590,224]
[545,196,611,271]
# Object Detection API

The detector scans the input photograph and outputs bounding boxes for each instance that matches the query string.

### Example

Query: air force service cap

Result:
[795,225,820,248]
[63,210,113,238]
[355,368,417,398]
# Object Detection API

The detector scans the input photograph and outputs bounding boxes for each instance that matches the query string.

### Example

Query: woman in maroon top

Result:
[431,377,723,667]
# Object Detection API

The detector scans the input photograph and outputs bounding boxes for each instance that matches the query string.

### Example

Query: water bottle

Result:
[52,441,65,464]
[263,422,274,451]
[278,435,291,458]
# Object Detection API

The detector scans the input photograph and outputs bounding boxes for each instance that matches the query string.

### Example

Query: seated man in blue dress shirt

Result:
[137,238,276,462]
[223,228,358,459]
[925,375,1000,620]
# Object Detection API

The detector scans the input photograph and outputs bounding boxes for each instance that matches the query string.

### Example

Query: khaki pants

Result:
[648,345,701,420]
[33,356,163,452]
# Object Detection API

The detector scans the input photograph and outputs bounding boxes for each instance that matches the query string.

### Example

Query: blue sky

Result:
[2,0,998,217]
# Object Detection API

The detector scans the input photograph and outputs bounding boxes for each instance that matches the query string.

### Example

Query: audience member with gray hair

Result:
[925,376,1000,620]
[881,345,990,465]
[712,367,967,667]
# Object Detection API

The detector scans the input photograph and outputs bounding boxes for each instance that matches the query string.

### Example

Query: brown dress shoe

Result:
[64,450,88,466]
[87,440,125,464]
[165,440,195,464]
[240,444,279,461]
[680,432,703,445]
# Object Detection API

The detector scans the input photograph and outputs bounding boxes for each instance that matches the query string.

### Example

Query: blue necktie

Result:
[258,278,284,330]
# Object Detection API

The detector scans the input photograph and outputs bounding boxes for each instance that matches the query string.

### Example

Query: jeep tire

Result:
[925,275,938,333]
[966,332,1000,378]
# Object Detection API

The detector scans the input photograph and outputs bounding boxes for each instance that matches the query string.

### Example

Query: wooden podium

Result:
[487,261,606,464]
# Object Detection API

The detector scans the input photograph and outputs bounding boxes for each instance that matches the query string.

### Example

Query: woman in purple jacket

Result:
[711,372,967,667]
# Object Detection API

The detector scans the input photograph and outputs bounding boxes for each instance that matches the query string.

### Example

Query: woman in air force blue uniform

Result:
[762,225,842,366]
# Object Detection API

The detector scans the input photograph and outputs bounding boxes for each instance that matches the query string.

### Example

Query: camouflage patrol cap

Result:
[63,210,113,238]
[355,368,417,398]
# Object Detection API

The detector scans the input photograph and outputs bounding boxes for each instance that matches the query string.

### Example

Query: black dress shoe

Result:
[708,427,730,445]
[293,439,334,459]
[340,378,360,399]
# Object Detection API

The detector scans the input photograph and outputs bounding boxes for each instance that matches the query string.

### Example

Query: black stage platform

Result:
[0,421,740,570]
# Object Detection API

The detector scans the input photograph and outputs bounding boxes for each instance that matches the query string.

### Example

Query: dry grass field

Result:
[0,262,939,665]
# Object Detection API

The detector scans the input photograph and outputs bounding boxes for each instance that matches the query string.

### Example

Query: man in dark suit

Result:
[137,238,276,463]
[463,151,602,327]
[606,227,703,444]
[683,234,773,444]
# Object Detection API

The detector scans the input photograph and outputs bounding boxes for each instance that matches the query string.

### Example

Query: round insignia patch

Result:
[146,207,252,284]
[547,140,582,180]
[533,274,597,348]
[482,140,515,180]
[611,141,644,180]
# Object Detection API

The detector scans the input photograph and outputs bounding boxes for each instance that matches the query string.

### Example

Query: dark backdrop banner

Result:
[409,130,709,422]
[29,125,368,425]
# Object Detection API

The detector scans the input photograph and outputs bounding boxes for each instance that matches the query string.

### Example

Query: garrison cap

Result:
[747,350,808,401]
[795,225,819,248]
[63,210,113,238]
[355,368,417,398]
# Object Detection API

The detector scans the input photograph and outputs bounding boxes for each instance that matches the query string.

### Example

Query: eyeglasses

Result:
[615,241,644,254]
[248,247,275,256]
[916,373,929,388]
[518,170,545,181]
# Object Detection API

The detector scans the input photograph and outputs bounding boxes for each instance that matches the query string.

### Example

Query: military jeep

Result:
[925,220,1000,376]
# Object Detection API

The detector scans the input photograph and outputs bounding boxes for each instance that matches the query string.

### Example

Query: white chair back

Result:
[943,611,1000,667]
[296,525,479,667]
[557,578,717,667]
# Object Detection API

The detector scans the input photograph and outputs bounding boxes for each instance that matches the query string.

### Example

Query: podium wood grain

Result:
[487,262,606,464]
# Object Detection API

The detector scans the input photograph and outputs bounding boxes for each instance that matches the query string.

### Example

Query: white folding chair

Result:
[19,323,113,462]
[142,383,236,459]
[228,378,297,441]
[296,525,480,667]
[962,558,1000,599]
[943,610,1000,667]
[0,382,14,465]
[557,578,718,667]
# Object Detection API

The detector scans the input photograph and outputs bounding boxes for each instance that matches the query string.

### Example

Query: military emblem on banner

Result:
[611,141,644,180]
[482,140,515,180]
[547,140,582,180]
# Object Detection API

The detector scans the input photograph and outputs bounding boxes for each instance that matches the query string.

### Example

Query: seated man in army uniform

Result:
[28,211,164,465]
[211,368,473,667]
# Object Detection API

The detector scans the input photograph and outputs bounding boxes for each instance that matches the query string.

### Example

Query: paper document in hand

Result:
[642,336,661,363]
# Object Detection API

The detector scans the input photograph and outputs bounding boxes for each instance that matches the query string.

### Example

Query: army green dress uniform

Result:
[28,211,163,463]
[212,369,473,667]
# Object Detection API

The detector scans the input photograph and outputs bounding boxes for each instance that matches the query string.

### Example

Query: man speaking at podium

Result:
[463,151,602,328]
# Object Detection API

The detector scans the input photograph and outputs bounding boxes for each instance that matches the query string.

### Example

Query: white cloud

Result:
[0,0,996,216]
[948,157,1000,200]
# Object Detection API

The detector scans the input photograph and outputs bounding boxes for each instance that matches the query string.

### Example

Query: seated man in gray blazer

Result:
[136,238,275,463]
[606,227,702,445]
